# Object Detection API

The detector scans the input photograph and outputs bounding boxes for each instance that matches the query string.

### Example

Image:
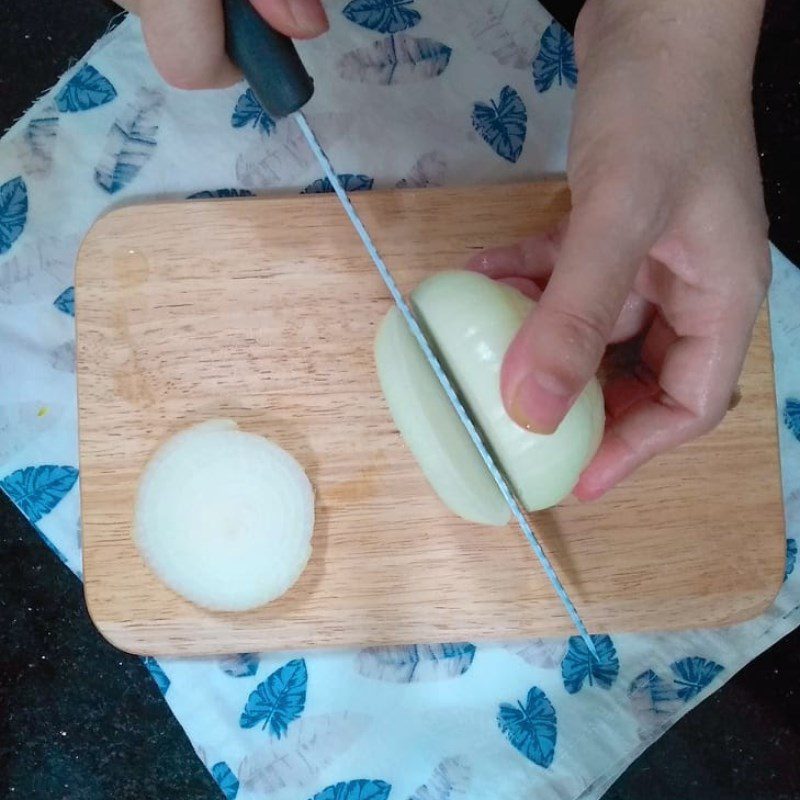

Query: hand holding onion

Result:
[469,0,770,501]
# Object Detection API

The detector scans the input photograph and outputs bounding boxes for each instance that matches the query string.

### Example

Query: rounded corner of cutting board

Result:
[82,578,142,656]
[75,203,141,279]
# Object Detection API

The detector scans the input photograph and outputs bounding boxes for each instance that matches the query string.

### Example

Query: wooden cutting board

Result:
[76,181,785,657]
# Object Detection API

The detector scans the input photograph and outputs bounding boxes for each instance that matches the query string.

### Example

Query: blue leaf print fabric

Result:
[310,779,391,800]
[55,64,117,112]
[472,85,527,163]
[498,686,557,768]
[188,188,254,199]
[628,656,726,730]
[220,653,260,678]
[240,658,307,736]
[533,21,577,92]
[94,89,163,193]
[53,286,75,317]
[303,174,374,194]
[231,88,276,135]
[343,0,420,33]
[784,398,800,442]
[338,35,452,84]
[561,634,620,694]
[356,643,476,682]
[669,657,724,701]
[0,176,28,255]
[211,762,240,800]
[628,669,681,719]
[0,465,78,522]
[143,657,170,695]
[787,539,797,580]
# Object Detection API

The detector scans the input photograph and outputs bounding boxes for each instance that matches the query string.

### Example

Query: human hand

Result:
[116,0,328,89]
[468,0,770,500]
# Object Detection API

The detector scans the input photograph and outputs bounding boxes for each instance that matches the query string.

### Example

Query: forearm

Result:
[576,0,765,95]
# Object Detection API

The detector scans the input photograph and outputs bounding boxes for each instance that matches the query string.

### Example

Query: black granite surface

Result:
[0,1,798,798]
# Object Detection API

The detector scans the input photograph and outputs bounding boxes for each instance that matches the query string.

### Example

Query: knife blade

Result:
[222,0,599,658]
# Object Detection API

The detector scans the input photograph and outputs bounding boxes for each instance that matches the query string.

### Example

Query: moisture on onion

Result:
[375,271,605,524]
[134,419,314,612]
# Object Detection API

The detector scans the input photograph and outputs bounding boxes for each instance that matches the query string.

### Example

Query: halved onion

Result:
[376,307,511,525]
[376,271,605,522]
[134,419,314,611]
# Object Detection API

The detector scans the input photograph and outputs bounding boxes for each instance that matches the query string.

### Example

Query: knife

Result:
[222,0,599,659]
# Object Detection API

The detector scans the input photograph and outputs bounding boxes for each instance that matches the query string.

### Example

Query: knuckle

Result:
[572,162,665,241]
[546,305,610,365]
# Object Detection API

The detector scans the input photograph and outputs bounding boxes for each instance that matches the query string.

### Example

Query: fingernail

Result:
[510,372,575,434]
[288,0,328,35]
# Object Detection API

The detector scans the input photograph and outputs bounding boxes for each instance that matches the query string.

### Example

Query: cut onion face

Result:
[376,307,511,526]
[375,271,605,523]
[134,419,314,612]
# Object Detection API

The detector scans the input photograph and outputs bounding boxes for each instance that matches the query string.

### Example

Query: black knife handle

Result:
[222,0,314,118]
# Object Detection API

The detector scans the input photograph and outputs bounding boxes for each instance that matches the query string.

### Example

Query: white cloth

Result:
[0,6,798,799]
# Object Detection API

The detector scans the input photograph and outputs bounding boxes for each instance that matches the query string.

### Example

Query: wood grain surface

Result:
[75,181,785,656]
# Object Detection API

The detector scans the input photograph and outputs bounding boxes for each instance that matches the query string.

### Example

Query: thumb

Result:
[501,199,658,433]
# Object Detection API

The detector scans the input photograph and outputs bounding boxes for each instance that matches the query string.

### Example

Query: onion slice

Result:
[375,307,511,525]
[134,419,314,611]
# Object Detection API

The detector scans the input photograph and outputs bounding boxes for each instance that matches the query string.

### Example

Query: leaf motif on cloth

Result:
[55,64,117,112]
[238,712,370,794]
[188,188,254,199]
[343,0,421,33]
[240,658,307,736]
[143,657,171,695]
[561,634,620,694]
[465,1,545,69]
[231,88,276,135]
[302,174,374,194]
[0,177,28,255]
[0,464,79,523]
[338,35,452,85]
[532,21,577,92]
[309,779,392,800]
[356,643,476,682]
[497,686,557,768]
[53,286,74,317]
[211,762,239,800]
[396,151,446,189]
[669,656,724,701]
[471,85,526,163]
[219,653,259,678]
[784,397,800,442]
[18,111,59,176]
[94,88,164,194]
[503,638,567,669]
[407,757,470,800]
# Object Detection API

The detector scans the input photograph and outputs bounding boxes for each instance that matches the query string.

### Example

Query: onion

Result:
[376,307,511,525]
[134,419,314,611]
[376,271,605,522]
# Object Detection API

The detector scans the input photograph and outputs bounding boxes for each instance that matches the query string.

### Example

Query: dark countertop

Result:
[1,1,798,798]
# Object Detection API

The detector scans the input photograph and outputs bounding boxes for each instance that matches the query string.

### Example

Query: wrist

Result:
[576,0,764,98]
